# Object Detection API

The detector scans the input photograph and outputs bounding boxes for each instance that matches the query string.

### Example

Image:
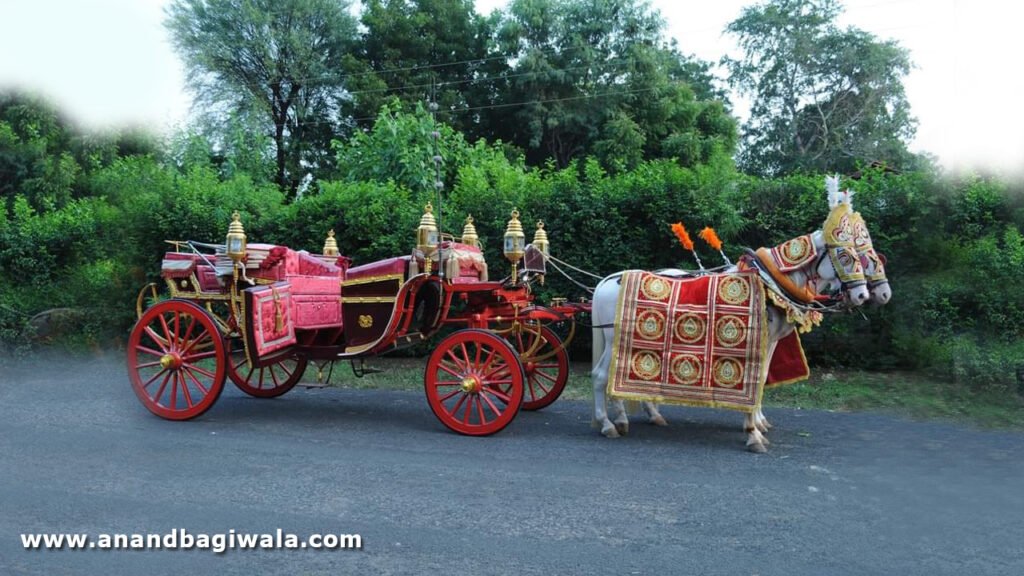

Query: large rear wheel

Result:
[127,300,226,420]
[424,329,525,436]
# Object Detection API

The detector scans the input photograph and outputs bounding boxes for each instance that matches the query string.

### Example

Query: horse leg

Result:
[755,408,772,432]
[591,327,620,438]
[642,401,668,426]
[610,398,630,436]
[744,412,768,453]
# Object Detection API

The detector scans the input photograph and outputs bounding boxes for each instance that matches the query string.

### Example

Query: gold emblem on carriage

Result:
[635,309,666,340]
[631,351,662,380]
[358,315,373,328]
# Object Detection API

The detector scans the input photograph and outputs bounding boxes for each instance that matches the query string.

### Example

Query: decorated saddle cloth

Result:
[607,270,812,411]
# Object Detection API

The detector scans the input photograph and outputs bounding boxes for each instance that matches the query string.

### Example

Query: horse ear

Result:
[826,174,842,209]
[844,187,856,209]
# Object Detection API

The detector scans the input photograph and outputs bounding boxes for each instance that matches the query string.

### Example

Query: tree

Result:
[723,0,917,176]
[493,0,735,169]
[166,0,358,196]
[343,0,500,141]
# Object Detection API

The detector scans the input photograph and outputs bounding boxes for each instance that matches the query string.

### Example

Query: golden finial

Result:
[323,229,339,256]
[532,220,549,255]
[461,215,479,248]
[417,202,439,274]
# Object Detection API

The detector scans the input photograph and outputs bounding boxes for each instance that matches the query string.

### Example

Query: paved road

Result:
[1,354,1022,576]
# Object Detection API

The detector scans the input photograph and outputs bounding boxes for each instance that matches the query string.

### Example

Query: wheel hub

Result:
[461,375,481,393]
[524,361,536,375]
[160,354,182,370]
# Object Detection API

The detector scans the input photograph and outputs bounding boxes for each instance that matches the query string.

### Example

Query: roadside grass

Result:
[315,359,1024,430]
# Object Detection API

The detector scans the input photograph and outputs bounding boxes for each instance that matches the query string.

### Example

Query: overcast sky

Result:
[1,0,1020,173]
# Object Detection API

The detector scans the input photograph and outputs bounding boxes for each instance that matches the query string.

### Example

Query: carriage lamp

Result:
[504,208,526,280]
[461,215,479,248]
[323,229,340,256]
[532,220,549,255]
[417,202,439,274]
[532,220,549,285]
[225,211,247,264]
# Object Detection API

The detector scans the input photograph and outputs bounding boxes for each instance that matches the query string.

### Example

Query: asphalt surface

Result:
[1,354,1022,576]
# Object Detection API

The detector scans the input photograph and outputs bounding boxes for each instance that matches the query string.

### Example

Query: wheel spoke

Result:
[459,342,471,370]
[269,366,281,387]
[158,313,173,349]
[444,349,467,372]
[434,380,463,387]
[142,327,168,352]
[462,395,475,424]
[135,359,163,369]
[141,368,168,389]
[170,371,179,409]
[152,371,172,403]
[438,388,462,403]
[188,364,217,379]
[482,387,512,404]
[178,371,195,408]
[479,390,503,415]
[179,329,210,357]
[535,370,558,384]
[182,366,210,395]
[183,350,217,362]
[258,366,266,390]
[481,361,510,381]
[437,360,463,379]
[476,394,487,424]
[179,314,197,351]
[449,393,468,417]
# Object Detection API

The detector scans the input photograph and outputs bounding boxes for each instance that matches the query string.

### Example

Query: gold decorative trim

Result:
[341,296,398,304]
[342,273,404,287]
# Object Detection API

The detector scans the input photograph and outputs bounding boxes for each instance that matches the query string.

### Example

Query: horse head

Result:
[850,211,891,304]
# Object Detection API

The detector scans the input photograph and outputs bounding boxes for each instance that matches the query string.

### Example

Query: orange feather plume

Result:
[671,222,694,251]
[699,227,723,251]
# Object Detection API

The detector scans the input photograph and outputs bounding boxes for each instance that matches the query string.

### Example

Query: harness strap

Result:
[748,248,816,304]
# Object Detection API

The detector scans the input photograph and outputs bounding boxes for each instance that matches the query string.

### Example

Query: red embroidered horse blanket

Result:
[608,270,808,412]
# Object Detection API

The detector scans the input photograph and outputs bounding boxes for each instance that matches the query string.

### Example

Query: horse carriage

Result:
[126,204,589,436]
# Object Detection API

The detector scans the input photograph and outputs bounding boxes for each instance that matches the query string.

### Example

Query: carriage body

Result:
[127,216,588,435]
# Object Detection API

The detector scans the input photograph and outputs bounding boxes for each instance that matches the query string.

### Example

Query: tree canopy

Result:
[166,0,358,196]
[724,0,917,175]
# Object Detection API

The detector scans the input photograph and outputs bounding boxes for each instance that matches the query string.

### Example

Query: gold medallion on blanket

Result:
[607,270,769,411]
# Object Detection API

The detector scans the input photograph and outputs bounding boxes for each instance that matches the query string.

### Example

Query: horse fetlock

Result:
[650,414,668,427]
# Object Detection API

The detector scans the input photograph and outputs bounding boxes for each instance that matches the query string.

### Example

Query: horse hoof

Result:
[754,420,768,433]
[601,426,621,439]
[650,415,668,427]
[614,421,629,436]
[747,441,768,454]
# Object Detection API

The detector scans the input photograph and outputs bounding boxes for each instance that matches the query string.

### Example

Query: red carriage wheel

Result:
[226,340,307,398]
[424,329,525,436]
[509,326,569,411]
[127,300,226,420]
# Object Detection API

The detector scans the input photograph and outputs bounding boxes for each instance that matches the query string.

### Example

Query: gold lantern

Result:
[417,202,439,274]
[532,220,549,255]
[323,229,340,256]
[225,211,247,264]
[532,220,549,285]
[504,208,526,281]
[461,215,479,248]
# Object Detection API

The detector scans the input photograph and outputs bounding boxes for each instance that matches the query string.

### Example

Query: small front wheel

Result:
[424,329,525,436]
[127,300,226,420]
[226,339,307,398]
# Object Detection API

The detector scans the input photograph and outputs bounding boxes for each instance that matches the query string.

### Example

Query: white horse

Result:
[591,176,880,452]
